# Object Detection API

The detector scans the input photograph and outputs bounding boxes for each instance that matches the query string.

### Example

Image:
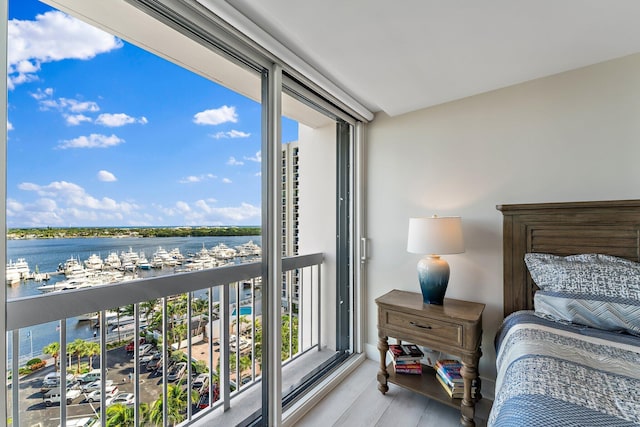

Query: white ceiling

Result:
[224,0,640,117]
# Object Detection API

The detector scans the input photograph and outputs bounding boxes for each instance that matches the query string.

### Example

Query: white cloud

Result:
[192,200,260,222]
[227,157,244,166]
[96,113,148,127]
[210,130,250,139]
[97,170,117,182]
[193,105,238,126]
[8,11,123,89]
[65,114,92,126]
[40,97,100,113]
[222,178,232,184]
[178,173,216,184]
[7,181,140,226]
[244,151,262,162]
[58,133,124,149]
[175,201,191,213]
[31,87,53,100]
[7,121,13,131]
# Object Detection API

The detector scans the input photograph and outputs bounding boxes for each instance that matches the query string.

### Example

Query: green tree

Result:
[67,339,88,373]
[149,382,197,426]
[106,402,149,426]
[85,341,100,370]
[141,299,158,326]
[42,342,60,373]
[281,314,299,360]
[192,297,208,341]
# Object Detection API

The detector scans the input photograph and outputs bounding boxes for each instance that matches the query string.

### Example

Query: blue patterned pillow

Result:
[534,290,640,335]
[525,253,640,334]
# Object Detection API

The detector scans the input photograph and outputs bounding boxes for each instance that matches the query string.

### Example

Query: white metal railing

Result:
[5,253,323,427]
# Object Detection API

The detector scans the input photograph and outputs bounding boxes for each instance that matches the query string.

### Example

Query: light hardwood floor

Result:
[294,359,491,427]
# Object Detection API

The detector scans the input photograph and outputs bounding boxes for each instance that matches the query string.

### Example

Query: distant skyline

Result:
[6,0,298,228]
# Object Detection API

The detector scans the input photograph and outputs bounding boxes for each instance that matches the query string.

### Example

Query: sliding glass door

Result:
[3,1,362,425]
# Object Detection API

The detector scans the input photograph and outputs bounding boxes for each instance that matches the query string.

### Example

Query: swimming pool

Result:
[232,306,252,316]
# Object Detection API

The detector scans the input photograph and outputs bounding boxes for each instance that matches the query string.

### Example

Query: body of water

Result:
[7,235,261,363]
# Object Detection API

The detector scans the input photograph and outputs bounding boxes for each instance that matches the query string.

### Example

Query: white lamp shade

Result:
[407,216,465,255]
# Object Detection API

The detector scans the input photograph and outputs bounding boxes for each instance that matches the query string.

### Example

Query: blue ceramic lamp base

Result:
[417,255,450,305]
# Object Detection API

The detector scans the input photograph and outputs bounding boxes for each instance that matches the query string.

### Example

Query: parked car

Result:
[196,384,219,410]
[43,387,82,406]
[140,350,161,364]
[81,379,114,393]
[57,416,98,427]
[107,392,135,407]
[138,343,154,356]
[86,385,118,403]
[192,373,209,395]
[42,372,76,390]
[125,338,145,352]
[77,369,105,384]
[167,362,187,381]
[146,356,166,372]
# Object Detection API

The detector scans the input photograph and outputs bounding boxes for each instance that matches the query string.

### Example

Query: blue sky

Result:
[6,0,298,228]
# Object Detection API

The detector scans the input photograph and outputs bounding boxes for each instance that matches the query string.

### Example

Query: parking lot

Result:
[13,344,168,427]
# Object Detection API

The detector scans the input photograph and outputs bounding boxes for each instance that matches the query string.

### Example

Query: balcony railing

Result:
[5,253,323,427]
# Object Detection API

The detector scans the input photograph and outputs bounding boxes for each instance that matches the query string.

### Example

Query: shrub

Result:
[26,358,42,367]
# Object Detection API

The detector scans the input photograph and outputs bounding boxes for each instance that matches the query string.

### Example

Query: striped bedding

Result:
[488,311,640,427]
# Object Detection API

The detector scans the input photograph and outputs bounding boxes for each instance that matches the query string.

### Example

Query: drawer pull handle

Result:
[409,321,431,329]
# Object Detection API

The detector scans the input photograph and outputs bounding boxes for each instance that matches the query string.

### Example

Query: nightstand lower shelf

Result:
[387,363,461,409]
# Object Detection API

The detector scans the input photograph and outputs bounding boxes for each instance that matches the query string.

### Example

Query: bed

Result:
[490,200,640,427]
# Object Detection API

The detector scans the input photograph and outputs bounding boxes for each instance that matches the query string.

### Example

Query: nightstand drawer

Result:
[385,309,462,346]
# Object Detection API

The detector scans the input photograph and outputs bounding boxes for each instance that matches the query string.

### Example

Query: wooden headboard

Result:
[497,200,640,317]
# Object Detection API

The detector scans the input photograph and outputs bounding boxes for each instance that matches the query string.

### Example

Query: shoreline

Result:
[8,226,262,240]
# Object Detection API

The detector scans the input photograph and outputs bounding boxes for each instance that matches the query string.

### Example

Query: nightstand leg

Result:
[377,335,389,394]
[460,355,478,426]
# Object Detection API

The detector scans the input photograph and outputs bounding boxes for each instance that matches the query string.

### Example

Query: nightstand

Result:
[376,289,485,427]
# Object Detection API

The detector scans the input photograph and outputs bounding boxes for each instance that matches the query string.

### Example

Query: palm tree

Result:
[106,402,149,426]
[85,341,100,370]
[192,297,208,340]
[281,314,299,360]
[42,342,60,373]
[106,403,133,427]
[67,339,88,373]
[112,307,123,343]
[149,382,196,426]
[141,299,158,326]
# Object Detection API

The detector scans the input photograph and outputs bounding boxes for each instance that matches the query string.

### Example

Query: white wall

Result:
[298,122,338,351]
[364,53,640,387]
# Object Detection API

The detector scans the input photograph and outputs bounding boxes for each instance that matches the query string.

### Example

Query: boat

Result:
[84,254,104,270]
[235,240,262,257]
[120,247,139,270]
[76,310,120,322]
[6,258,30,284]
[169,247,185,263]
[6,265,21,285]
[151,247,177,267]
[37,278,93,293]
[210,243,238,260]
[137,252,151,270]
[104,251,121,269]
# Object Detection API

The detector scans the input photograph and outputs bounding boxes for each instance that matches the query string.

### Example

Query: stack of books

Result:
[435,359,475,399]
[387,344,424,375]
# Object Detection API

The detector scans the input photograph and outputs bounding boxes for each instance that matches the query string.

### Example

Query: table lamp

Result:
[407,216,465,304]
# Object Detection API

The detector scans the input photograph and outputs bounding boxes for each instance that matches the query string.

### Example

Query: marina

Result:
[7,238,262,293]
[6,235,262,364]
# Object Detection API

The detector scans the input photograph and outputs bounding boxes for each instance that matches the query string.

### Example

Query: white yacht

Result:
[210,243,238,260]
[84,254,104,270]
[235,240,262,257]
[104,251,121,269]
[137,252,151,269]
[6,258,28,285]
